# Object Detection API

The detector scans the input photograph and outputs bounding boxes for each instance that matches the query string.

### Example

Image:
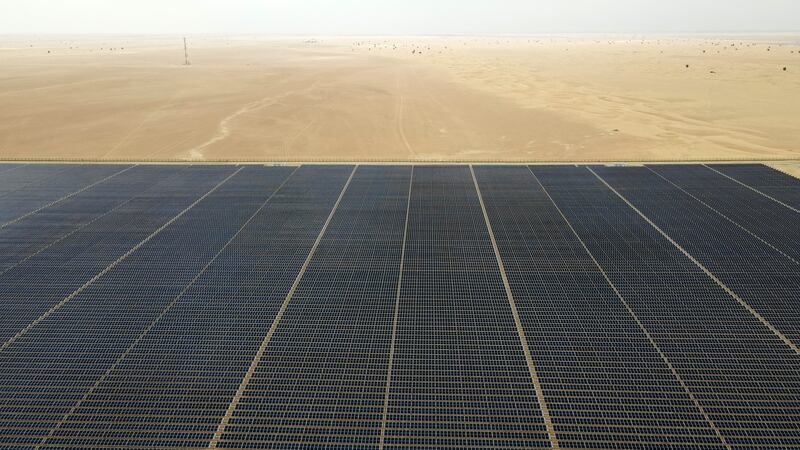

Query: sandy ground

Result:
[770,162,800,179]
[0,35,798,162]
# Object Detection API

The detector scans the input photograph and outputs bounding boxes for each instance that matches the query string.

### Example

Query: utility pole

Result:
[184,37,191,66]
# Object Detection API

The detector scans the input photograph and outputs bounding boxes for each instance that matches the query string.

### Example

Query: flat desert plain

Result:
[0,35,798,162]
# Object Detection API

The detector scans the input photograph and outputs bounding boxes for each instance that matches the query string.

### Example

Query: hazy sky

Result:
[1,0,799,35]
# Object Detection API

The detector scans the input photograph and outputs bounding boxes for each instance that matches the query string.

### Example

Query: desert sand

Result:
[771,161,800,179]
[0,35,798,162]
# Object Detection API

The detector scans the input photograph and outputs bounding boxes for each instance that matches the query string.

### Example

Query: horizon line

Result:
[2,31,800,37]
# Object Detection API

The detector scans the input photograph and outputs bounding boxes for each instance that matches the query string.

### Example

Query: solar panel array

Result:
[474,166,722,449]
[0,163,798,449]
[594,165,800,346]
[708,164,800,211]
[386,166,549,449]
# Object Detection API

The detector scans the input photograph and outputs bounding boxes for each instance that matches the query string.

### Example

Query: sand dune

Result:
[0,35,798,162]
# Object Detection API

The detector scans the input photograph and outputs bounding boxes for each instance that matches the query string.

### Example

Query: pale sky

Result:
[1,0,798,35]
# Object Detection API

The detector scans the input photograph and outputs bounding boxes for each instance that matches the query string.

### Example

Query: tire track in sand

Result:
[395,78,416,159]
[185,80,320,160]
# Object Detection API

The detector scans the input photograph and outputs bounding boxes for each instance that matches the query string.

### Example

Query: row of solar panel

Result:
[0,163,798,449]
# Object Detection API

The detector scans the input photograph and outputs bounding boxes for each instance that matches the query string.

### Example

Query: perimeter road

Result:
[529,167,732,450]
[34,166,301,450]
[208,165,358,449]
[469,165,560,450]
[379,166,413,450]
[703,164,800,214]
[0,166,245,353]
[646,166,797,265]
[588,167,800,356]
[0,164,137,229]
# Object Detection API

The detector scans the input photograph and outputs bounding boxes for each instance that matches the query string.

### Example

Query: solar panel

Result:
[383,166,551,449]
[0,164,133,225]
[0,166,185,274]
[0,165,292,447]
[212,165,409,448]
[534,165,800,447]
[0,164,79,197]
[0,163,28,176]
[474,165,725,448]
[595,165,800,348]
[649,164,800,263]
[0,166,239,344]
[0,163,798,450]
[20,165,353,449]
[707,163,800,210]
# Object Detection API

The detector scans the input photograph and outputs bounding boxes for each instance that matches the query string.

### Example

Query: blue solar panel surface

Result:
[708,164,800,210]
[534,165,800,449]
[595,165,800,347]
[474,166,725,449]
[384,166,550,449]
[0,163,798,450]
[216,165,406,449]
